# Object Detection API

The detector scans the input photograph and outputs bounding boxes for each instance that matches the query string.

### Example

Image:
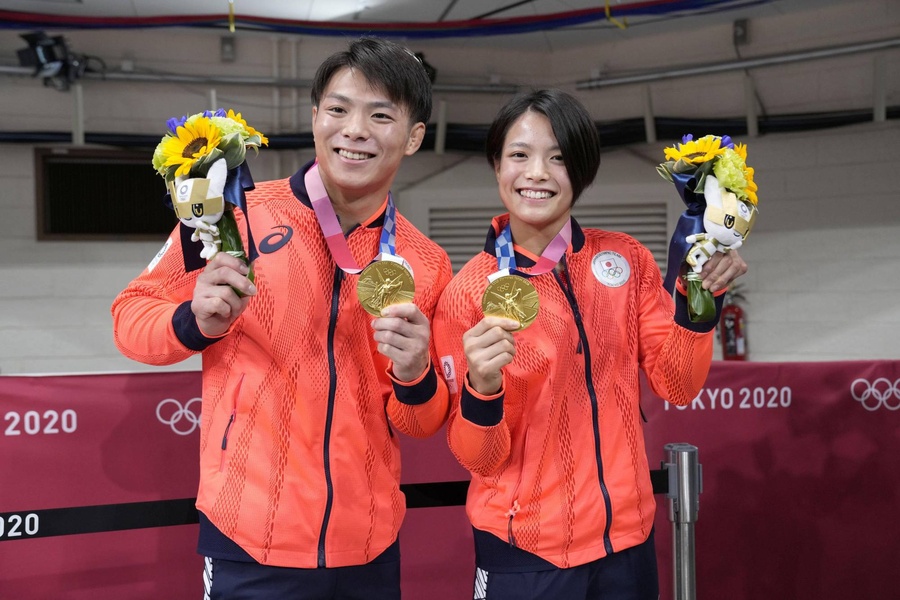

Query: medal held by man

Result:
[357,257,416,316]
[306,163,416,315]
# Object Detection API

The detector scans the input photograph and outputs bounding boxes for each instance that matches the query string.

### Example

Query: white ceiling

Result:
[0,0,844,50]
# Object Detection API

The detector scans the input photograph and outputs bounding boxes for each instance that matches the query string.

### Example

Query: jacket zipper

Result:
[317,266,343,568]
[554,267,615,555]
[219,373,244,472]
[506,429,529,547]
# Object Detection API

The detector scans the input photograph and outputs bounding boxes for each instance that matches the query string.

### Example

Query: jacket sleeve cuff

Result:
[674,284,727,333]
[390,363,438,406]
[172,301,227,351]
[460,376,504,426]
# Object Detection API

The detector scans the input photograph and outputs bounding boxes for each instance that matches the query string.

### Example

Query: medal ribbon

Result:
[494,218,572,278]
[305,162,398,274]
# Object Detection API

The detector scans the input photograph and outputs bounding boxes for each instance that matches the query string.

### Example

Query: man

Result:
[112,37,452,599]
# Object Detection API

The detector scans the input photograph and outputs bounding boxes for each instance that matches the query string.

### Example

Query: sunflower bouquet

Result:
[152,108,268,286]
[657,134,759,322]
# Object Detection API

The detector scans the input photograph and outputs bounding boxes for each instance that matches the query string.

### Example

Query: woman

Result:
[433,89,746,600]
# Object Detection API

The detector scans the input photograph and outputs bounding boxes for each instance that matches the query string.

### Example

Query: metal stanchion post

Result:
[665,443,702,600]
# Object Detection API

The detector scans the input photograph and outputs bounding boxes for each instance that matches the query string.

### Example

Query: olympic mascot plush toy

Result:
[169,158,227,260]
[657,134,759,322]
[683,172,757,273]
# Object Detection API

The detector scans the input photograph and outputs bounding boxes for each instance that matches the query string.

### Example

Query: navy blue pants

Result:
[473,531,659,600]
[204,543,400,600]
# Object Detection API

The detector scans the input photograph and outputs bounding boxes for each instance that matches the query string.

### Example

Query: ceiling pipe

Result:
[577,36,900,90]
[0,64,520,94]
[7,36,894,95]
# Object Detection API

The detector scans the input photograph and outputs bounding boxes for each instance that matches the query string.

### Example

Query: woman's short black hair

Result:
[486,89,601,204]
[311,37,432,126]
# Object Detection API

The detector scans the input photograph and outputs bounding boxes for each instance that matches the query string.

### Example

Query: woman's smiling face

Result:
[495,110,573,241]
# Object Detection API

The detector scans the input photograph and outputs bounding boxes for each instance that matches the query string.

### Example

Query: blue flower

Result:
[166,114,188,135]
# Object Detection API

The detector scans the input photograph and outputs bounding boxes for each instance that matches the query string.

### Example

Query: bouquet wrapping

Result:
[657,134,759,322]
[152,108,267,288]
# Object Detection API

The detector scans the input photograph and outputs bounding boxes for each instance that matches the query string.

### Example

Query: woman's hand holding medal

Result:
[462,316,521,396]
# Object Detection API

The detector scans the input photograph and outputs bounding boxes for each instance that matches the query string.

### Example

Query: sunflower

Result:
[160,116,223,178]
[730,143,758,205]
[664,134,726,165]
[743,166,759,205]
[226,109,269,146]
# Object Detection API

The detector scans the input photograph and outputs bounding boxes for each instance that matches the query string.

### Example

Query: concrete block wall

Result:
[0,1,898,374]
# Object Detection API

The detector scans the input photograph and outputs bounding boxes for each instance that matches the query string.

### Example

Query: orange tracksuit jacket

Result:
[111,164,452,568]
[433,215,715,569]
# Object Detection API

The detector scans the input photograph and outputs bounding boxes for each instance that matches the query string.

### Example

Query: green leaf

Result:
[218,208,255,295]
[687,277,716,323]
[656,165,675,183]
[192,147,225,177]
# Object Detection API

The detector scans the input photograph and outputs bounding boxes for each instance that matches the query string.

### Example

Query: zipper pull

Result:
[220,374,244,471]
[221,411,235,451]
[505,500,521,548]
[219,410,235,472]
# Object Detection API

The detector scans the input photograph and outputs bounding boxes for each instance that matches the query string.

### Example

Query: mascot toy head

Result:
[702,173,757,250]
[168,158,227,230]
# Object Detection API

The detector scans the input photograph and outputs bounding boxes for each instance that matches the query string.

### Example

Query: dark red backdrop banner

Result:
[643,360,900,600]
[1,361,898,599]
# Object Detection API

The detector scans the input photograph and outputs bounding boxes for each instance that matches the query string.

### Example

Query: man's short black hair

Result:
[311,37,433,126]
[486,89,601,204]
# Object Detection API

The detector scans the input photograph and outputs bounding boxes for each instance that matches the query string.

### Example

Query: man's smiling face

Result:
[312,66,424,205]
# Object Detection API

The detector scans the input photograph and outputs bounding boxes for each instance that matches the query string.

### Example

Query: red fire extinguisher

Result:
[720,287,747,361]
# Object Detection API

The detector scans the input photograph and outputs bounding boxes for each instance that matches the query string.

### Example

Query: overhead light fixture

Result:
[16,31,87,91]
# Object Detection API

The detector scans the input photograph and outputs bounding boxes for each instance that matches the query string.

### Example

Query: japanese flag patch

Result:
[591,251,630,288]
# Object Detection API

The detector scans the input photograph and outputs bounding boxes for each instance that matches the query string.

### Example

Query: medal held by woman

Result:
[481,219,571,330]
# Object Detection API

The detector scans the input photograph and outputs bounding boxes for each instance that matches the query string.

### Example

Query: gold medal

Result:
[357,259,415,316]
[482,274,539,330]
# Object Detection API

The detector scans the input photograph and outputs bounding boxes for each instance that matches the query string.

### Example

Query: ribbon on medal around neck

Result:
[492,217,572,280]
[174,161,259,272]
[661,171,707,294]
[305,162,398,274]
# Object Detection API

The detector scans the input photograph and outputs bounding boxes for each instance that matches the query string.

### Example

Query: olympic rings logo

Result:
[850,378,900,411]
[156,397,202,435]
[603,266,623,278]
